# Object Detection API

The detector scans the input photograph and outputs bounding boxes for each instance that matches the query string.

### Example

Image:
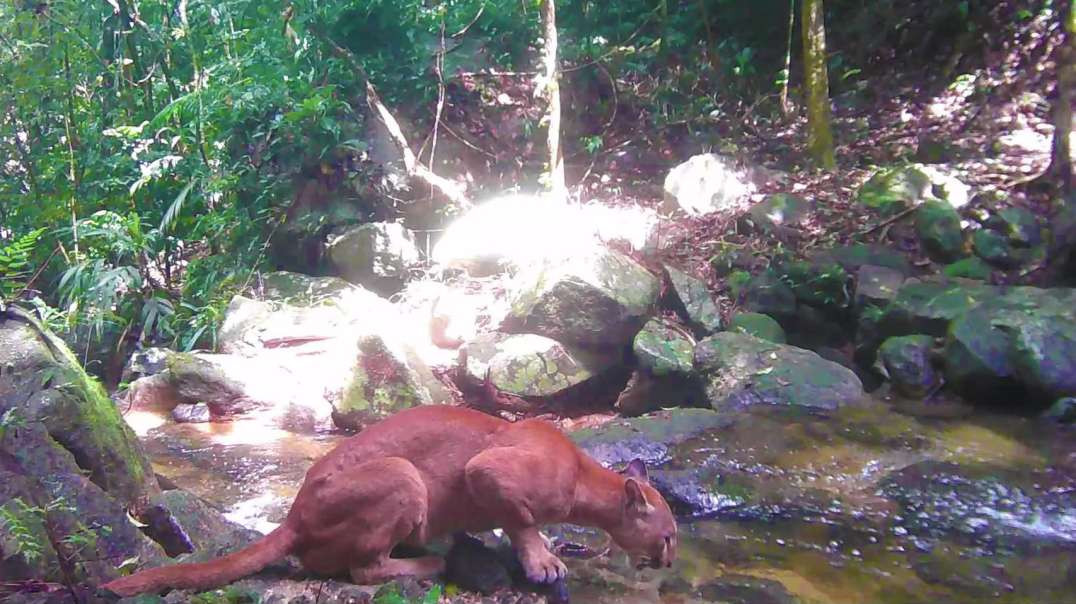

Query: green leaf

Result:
[161,180,197,234]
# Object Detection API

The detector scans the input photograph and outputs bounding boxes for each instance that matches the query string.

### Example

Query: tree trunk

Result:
[1048,1,1076,195]
[801,0,835,169]
[542,0,566,199]
[780,0,795,116]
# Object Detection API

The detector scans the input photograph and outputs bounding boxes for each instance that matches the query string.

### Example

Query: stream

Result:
[137,395,1076,604]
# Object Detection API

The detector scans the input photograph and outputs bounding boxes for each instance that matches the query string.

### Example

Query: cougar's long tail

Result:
[102,524,298,596]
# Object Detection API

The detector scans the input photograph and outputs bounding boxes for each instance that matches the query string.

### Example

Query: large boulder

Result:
[459,333,618,399]
[879,279,997,338]
[694,332,864,411]
[326,221,421,294]
[616,320,702,416]
[943,287,1076,407]
[503,247,660,349]
[662,153,755,217]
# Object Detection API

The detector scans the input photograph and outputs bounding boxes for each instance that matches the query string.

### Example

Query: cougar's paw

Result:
[521,547,568,584]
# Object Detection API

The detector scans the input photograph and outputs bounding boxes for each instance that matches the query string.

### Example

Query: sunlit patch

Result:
[123,409,168,437]
[998,128,1051,154]
[195,419,292,446]
[224,492,283,535]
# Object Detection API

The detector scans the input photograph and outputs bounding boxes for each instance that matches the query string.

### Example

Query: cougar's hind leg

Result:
[332,457,444,584]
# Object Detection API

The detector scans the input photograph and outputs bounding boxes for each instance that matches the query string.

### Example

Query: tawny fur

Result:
[103,406,678,596]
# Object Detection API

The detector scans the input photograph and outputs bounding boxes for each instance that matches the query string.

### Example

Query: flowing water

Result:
[139,396,1076,604]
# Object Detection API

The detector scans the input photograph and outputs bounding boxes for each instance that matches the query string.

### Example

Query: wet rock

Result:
[503,247,660,348]
[942,257,992,280]
[1043,397,1076,424]
[571,409,730,468]
[728,312,786,343]
[879,461,1076,549]
[171,402,211,423]
[661,574,800,604]
[662,153,755,217]
[459,333,618,399]
[662,266,723,335]
[743,193,811,232]
[326,222,421,295]
[694,332,864,411]
[878,335,938,398]
[916,200,967,262]
[258,271,359,305]
[810,244,912,276]
[739,270,797,319]
[856,164,970,214]
[154,490,262,557]
[854,264,905,309]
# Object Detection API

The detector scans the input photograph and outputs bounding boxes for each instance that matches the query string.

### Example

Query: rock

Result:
[459,333,617,399]
[878,335,938,398]
[153,490,263,557]
[121,346,175,383]
[994,207,1043,248]
[743,193,811,232]
[779,259,851,310]
[0,308,158,505]
[571,408,731,468]
[662,574,801,604]
[739,271,797,319]
[633,319,694,376]
[855,264,906,309]
[880,279,997,338]
[786,304,851,350]
[1043,397,1076,424]
[258,271,359,305]
[333,334,439,430]
[663,266,723,335]
[880,461,1076,549]
[172,403,211,423]
[915,136,958,164]
[857,164,970,214]
[942,257,992,280]
[973,228,1025,269]
[944,286,1076,406]
[694,332,864,411]
[444,533,513,595]
[1048,199,1076,283]
[326,222,420,294]
[661,153,755,217]
[503,247,660,348]
[916,200,967,262]
[811,244,912,276]
[728,312,786,343]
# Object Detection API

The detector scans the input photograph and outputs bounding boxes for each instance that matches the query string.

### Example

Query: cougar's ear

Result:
[624,478,652,514]
[623,458,649,482]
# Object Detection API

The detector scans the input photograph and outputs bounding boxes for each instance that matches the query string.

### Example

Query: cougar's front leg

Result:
[463,446,572,584]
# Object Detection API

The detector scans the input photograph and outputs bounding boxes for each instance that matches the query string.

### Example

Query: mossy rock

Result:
[694,332,864,411]
[916,200,967,263]
[880,280,998,338]
[878,335,938,398]
[663,266,723,334]
[633,319,694,376]
[942,257,992,280]
[812,243,912,276]
[992,207,1042,247]
[779,260,850,310]
[857,164,969,215]
[729,312,786,343]
[334,334,436,430]
[973,229,1027,269]
[504,248,660,348]
[739,270,797,318]
[460,333,617,399]
[744,193,811,230]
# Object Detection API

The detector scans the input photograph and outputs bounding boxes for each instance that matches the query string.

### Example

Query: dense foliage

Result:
[0,0,1029,377]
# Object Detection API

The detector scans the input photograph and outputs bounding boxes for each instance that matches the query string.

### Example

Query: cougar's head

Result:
[607,459,678,570]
